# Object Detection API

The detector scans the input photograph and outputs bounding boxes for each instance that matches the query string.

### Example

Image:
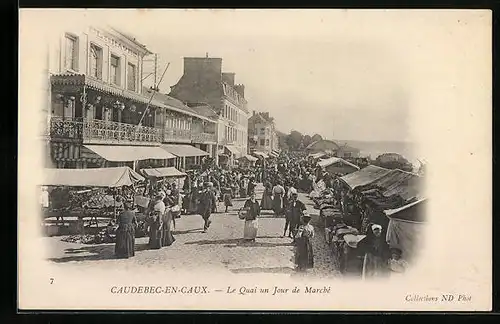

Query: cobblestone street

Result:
[44,184,340,279]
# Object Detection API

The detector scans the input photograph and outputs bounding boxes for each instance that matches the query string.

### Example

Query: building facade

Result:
[169,57,249,166]
[248,111,279,154]
[45,26,217,171]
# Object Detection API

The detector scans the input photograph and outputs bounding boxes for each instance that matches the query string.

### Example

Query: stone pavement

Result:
[43,184,340,279]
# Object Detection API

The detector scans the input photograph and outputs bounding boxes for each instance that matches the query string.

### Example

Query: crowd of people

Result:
[113,151,329,272]
[113,150,405,277]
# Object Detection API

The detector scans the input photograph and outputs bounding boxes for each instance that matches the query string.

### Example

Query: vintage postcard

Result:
[18,9,492,311]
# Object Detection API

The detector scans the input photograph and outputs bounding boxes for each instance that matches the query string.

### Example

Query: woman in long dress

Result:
[242,192,260,242]
[358,224,391,279]
[294,213,315,271]
[148,194,165,249]
[239,177,248,199]
[260,181,273,210]
[115,201,138,259]
[161,207,176,247]
[272,182,285,217]
[222,183,233,213]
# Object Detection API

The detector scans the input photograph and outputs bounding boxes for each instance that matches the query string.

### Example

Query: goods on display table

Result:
[41,167,145,237]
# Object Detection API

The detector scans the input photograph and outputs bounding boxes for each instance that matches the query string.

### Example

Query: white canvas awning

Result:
[83,145,175,162]
[161,144,209,157]
[42,167,144,187]
[225,146,241,156]
[240,154,258,162]
[141,167,187,178]
[252,151,269,159]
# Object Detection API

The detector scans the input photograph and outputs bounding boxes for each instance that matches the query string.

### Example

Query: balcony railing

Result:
[50,117,161,145]
[50,117,218,145]
[191,132,216,144]
[163,129,192,143]
[50,117,83,140]
[83,119,162,144]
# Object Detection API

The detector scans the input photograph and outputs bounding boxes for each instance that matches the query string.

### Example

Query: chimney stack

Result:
[234,84,245,98]
[222,73,235,86]
[253,111,256,116]
[183,57,222,76]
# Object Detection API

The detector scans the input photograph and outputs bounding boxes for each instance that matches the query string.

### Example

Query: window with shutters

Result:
[110,55,121,86]
[127,62,137,91]
[89,43,103,79]
[64,34,78,72]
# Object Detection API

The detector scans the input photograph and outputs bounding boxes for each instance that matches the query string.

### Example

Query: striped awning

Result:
[269,151,279,158]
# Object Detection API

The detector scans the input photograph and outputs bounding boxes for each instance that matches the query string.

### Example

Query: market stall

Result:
[41,167,145,237]
[139,166,187,217]
[238,154,258,168]
[251,151,269,160]
[384,198,427,265]
[317,157,360,176]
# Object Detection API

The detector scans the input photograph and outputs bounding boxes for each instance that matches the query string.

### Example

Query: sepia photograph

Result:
[18,9,491,311]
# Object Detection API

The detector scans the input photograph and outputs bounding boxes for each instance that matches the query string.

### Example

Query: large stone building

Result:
[169,57,249,166]
[45,26,217,171]
[248,111,279,154]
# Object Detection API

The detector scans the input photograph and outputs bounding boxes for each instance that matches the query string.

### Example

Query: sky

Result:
[29,9,490,142]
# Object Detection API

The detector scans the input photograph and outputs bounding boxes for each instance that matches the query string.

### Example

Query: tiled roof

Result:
[141,87,214,122]
[188,104,219,120]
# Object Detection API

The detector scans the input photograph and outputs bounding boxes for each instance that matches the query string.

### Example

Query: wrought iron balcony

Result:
[191,132,216,144]
[83,119,162,145]
[163,128,192,143]
[50,117,218,145]
[49,117,162,145]
[50,117,83,140]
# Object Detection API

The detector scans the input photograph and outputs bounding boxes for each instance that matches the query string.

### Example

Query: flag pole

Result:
[137,62,170,127]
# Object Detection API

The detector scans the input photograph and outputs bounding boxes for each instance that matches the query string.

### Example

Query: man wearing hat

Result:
[197,182,213,233]
[285,188,307,239]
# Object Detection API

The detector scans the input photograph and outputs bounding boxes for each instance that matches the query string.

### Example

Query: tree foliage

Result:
[373,153,414,172]
[311,134,323,142]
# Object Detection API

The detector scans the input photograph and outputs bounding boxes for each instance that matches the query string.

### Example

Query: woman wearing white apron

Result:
[242,192,260,242]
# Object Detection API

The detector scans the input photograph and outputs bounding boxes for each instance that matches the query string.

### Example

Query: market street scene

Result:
[39,21,426,280]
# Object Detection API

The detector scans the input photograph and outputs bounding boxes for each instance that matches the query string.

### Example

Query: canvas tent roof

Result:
[225,146,241,156]
[161,144,209,157]
[42,167,144,187]
[359,169,424,211]
[340,165,392,190]
[360,169,424,201]
[84,145,175,162]
[317,157,360,170]
[384,198,427,222]
[141,167,187,178]
[252,151,269,159]
[240,154,258,162]
[309,152,327,159]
